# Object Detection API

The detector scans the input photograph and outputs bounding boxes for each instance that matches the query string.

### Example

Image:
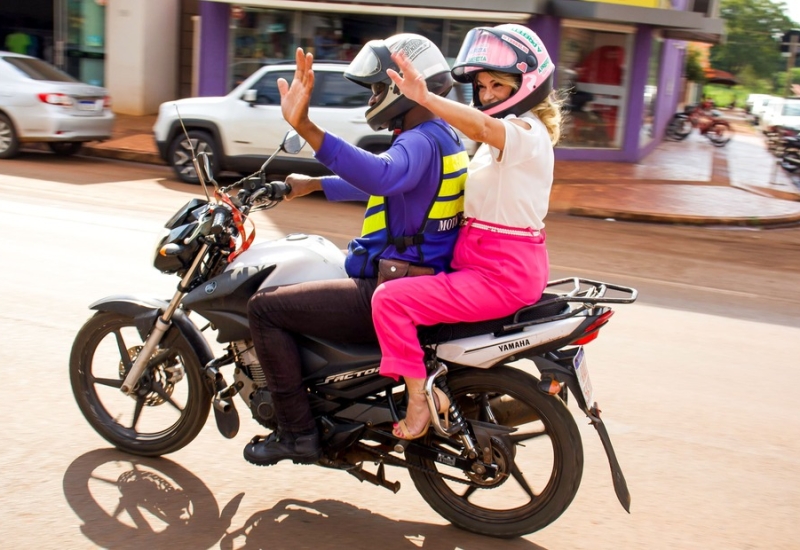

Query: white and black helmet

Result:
[344,33,453,131]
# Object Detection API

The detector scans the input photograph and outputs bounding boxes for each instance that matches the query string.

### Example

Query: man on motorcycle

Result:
[243,35,469,466]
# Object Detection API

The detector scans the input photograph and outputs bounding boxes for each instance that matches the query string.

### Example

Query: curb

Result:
[82,146,165,166]
[566,206,800,227]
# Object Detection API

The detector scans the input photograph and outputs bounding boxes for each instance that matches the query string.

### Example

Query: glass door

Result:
[54,0,106,85]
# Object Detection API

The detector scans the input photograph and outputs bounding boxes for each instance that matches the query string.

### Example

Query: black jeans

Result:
[247,277,379,436]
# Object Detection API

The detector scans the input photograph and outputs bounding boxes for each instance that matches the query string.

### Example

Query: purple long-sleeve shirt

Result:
[315,124,443,239]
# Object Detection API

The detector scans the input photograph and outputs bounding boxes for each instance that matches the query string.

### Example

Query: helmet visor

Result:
[452,28,534,80]
[346,40,384,80]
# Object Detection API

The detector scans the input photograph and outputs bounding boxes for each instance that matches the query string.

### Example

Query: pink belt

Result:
[463,218,541,237]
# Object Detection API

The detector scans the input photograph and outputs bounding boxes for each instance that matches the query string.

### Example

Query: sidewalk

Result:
[82,111,800,228]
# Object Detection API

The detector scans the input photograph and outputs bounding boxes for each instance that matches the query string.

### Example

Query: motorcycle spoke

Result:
[510,460,537,499]
[459,484,479,501]
[130,397,145,431]
[113,329,132,370]
[91,376,123,389]
[147,348,173,369]
[151,380,183,413]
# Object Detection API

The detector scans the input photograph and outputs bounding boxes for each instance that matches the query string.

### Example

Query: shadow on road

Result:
[63,448,547,550]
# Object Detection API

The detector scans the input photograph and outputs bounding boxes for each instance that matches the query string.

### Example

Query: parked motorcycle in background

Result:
[69,129,638,538]
[665,101,733,147]
[779,133,800,173]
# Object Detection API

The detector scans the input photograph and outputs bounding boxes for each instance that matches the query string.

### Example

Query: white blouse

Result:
[463,112,554,230]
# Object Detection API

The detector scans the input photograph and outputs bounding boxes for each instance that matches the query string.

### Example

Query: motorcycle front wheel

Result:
[70,311,211,456]
[408,366,583,538]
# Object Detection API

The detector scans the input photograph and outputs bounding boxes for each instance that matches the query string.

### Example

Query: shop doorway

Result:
[1,0,54,62]
[55,0,107,86]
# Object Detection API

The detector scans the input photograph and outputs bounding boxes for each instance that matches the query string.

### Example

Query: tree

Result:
[710,0,793,80]
[684,46,706,83]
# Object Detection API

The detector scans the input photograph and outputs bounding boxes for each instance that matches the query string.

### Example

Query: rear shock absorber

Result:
[427,362,479,460]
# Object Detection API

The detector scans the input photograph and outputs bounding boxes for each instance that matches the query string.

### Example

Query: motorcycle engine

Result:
[250,388,279,430]
[231,340,276,430]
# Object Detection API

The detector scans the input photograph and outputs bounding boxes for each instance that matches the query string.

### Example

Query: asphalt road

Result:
[1,152,798,549]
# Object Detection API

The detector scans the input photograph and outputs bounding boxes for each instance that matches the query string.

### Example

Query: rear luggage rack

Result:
[500,277,638,334]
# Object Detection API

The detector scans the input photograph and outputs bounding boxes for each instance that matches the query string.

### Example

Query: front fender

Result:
[89,295,214,368]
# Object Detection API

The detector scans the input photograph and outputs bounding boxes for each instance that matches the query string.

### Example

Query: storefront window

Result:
[230,8,295,88]
[230,8,400,89]
[558,24,632,149]
[640,34,662,146]
[64,0,106,86]
[403,18,443,48]
[228,8,500,93]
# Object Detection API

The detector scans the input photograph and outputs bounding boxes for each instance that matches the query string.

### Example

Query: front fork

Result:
[120,243,210,394]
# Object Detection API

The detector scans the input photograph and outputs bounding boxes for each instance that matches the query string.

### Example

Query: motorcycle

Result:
[779,134,800,173]
[665,103,733,147]
[69,129,638,538]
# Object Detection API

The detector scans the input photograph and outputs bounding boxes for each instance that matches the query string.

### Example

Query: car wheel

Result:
[47,142,83,156]
[0,113,20,159]
[168,130,219,184]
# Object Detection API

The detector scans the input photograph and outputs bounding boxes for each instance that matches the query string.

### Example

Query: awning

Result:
[550,0,724,44]
[204,0,544,22]
[704,68,738,86]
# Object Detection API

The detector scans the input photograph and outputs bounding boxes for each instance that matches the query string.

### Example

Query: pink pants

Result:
[372,218,549,381]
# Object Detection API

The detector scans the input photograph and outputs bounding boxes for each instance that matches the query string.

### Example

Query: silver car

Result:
[0,51,114,159]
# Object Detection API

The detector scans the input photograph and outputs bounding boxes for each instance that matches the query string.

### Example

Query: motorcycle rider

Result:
[243,36,469,465]
[372,24,563,439]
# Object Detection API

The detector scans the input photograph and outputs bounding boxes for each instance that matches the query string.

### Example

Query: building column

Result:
[106,0,181,115]
[198,1,229,97]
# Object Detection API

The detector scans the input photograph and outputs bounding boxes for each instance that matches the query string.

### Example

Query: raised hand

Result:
[276,48,324,151]
[387,51,430,106]
[277,48,316,130]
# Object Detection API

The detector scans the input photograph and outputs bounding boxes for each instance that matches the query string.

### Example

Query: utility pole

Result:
[785,31,799,97]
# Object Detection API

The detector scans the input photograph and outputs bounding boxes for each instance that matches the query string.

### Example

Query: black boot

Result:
[243,430,321,466]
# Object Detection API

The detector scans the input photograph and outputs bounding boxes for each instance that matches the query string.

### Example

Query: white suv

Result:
[156,62,470,184]
[154,62,393,183]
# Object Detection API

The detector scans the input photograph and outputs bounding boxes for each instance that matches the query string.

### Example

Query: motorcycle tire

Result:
[70,311,211,456]
[408,366,583,538]
[780,149,800,173]
[665,114,691,141]
[707,122,732,147]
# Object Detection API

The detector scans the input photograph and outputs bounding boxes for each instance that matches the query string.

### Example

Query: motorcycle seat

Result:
[417,293,567,346]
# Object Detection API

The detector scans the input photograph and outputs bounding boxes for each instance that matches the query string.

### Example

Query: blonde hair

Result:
[483,70,564,146]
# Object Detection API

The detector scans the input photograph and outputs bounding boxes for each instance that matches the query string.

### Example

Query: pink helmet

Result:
[451,24,555,118]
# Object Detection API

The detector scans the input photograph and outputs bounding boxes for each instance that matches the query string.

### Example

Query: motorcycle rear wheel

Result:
[408,366,583,538]
[707,122,732,147]
[70,311,211,456]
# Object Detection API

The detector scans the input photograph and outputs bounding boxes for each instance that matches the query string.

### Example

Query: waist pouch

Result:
[377,258,435,286]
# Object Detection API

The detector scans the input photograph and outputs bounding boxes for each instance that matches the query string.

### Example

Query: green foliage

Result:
[703,84,748,107]
[684,46,706,83]
[775,67,800,94]
[710,0,793,80]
